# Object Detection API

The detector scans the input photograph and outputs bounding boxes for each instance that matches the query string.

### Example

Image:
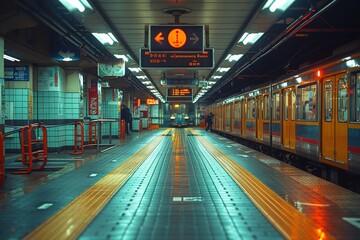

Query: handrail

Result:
[73,121,84,154]
[0,132,5,184]
[15,123,48,174]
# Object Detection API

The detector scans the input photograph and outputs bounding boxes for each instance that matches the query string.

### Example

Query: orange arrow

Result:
[155,32,164,44]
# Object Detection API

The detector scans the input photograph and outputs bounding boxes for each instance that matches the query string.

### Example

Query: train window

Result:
[264,95,270,120]
[338,77,348,122]
[296,83,317,121]
[247,98,256,120]
[291,91,296,120]
[349,71,360,122]
[284,91,289,120]
[324,81,333,122]
[272,92,280,120]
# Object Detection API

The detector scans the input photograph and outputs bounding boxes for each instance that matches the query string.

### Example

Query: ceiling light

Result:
[59,0,86,12]
[226,54,243,62]
[4,54,20,62]
[137,76,147,80]
[147,86,155,89]
[239,32,264,45]
[129,67,141,72]
[142,81,151,85]
[217,67,230,73]
[263,0,296,12]
[211,76,222,79]
[114,54,128,62]
[92,33,117,45]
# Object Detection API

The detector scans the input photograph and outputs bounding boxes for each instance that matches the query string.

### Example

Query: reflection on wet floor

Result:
[0,151,99,205]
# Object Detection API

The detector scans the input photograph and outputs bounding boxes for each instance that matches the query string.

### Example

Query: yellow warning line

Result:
[191,129,334,240]
[24,129,171,240]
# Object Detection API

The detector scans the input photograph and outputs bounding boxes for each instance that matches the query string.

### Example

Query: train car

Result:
[206,47,360,183]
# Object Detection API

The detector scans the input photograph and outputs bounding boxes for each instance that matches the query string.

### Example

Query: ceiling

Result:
[2,0,360,104]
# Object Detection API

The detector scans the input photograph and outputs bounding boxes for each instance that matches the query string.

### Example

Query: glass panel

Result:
[264,95,270,120]
[324,80,333,122]
[284,91,289,120]
[296,83,317,121]
[272,92,280,120]
[247,98,256,120]
[338,77,348,122]
[352,72,360,122]
[291,91,296,120]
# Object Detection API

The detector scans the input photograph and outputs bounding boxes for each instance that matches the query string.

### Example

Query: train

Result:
[205,45,360,187]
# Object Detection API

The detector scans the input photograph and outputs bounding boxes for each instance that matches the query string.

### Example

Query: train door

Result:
[256,96,263,140]
[321,74,348,165]
[282,88,296,149]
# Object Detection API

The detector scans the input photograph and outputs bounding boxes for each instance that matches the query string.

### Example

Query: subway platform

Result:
[1,128,360,239]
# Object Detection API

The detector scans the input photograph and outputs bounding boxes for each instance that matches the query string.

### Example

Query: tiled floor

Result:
[1,128,359,239]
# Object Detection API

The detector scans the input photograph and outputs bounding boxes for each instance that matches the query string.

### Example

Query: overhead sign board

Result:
[167,88,192,97]
[140,48,214,69]
[4,66,29,81]
[150,25,204,52]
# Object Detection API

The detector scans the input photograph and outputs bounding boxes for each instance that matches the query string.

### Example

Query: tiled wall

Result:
[101,89,119,137]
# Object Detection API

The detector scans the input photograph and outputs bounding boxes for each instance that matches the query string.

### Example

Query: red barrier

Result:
[88,122,97,145]
[120,119,126,139]
[0,132,4,184]
[73,121,84,154]
[139,119,143,133]
[15,124,48,174]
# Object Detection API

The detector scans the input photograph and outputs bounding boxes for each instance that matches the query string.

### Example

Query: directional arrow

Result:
[155,32,164,44]
[190,33,199,45]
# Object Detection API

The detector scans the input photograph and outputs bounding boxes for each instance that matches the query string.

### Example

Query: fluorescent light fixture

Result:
[129,67,141,72]
[217,67,230,73]
[150,90,157,93]
[146,86,155,89]
[92,33,118,45]
[346,60,358,68]
[114,54,128,62]
[211,76,222,79]
[142,81,151,85]
[225,54,243,62]
[108,33,118,43]
[63,57,73,61]
[4,54,20,62]
[239,32,264,45]
[59,0,86,12]
[137,76,147,80]
[263,0,296,12]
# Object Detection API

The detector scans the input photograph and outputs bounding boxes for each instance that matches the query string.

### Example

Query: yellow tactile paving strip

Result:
[24,129,171,240]
[190,129,335,240]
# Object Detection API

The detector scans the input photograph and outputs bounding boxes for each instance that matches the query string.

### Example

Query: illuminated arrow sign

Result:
[149,25,204,52]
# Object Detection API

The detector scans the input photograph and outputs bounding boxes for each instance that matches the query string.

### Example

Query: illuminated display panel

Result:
[168,88,192,97]
[146,98,159,105]
[140,48,214,69]
[150,25,204,52]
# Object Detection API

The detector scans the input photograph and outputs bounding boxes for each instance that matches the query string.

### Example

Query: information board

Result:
[140,48,214,69]
[167,88,192,97]
[150,25,204,52]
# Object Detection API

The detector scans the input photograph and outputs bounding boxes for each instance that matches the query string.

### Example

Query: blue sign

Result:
[4,66,30,81]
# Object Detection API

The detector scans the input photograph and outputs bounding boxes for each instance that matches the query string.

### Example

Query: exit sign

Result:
[149,25,204,52]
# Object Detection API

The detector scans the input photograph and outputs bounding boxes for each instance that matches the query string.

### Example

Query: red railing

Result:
[15,123,48,174]
[88,121,97,145]
[73,121,84,154]
[119,119,125,139]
